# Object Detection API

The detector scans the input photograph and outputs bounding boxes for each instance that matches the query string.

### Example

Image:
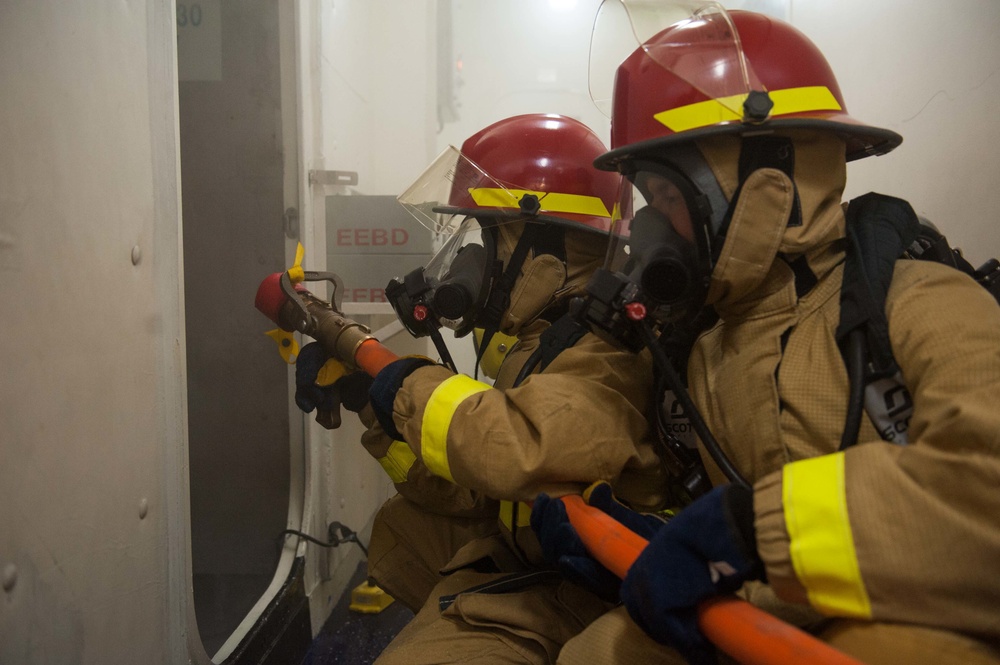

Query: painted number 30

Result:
[177,3,203,28]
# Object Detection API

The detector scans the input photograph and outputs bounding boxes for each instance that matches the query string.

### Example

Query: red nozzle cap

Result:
[624,301,647,321]
[255,273,289,325]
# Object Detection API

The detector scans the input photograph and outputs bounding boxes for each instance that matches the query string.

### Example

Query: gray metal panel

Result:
[326,195,434,303]
[178,1,292,656]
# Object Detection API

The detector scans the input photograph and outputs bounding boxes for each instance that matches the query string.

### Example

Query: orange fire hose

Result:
[255,275,862,665]
[560,496,864,665]
[353,338,401,376]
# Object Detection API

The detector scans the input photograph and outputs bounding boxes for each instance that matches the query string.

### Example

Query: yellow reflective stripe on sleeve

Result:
[469,188,612,218]
[421,374,492,483]
[376,440,417,484]
[654,86,842,133]
[783,452,872,618]
[499,500,533,530]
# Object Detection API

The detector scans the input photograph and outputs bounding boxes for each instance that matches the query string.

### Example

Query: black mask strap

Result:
[472,221,540,379]
[478,222,538,332]
[739,135,802,228]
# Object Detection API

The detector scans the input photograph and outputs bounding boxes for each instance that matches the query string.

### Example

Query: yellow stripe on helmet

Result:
[469,188,612,218]
[654,86,842,133]
[421,374,492,483]
[783,452,872,618]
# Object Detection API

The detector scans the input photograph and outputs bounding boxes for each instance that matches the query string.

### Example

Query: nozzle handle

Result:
[255,272,399,376]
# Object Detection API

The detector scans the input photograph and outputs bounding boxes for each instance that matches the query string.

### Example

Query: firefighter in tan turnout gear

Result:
[531,5,1000,665]
[297,113,670,663]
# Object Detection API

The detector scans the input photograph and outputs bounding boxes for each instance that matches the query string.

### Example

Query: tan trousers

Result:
[375,565,611,665]
[366,493,499,612]
[557,606,1000,665]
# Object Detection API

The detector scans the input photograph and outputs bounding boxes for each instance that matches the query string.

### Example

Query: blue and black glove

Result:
[368,356,437,441]
[530,481,669,602]
[621,484,763,665]
[295,342,373,430]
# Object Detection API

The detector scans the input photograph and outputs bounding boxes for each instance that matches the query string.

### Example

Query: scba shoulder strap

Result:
[837,192,1000,449]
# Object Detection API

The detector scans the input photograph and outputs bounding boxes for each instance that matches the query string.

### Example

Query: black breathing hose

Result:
[638,322,752,491]
[838,328,867,451]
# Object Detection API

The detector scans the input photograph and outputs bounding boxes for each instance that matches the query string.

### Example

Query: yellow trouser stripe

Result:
[376,440,417,484]
[654,86,842,133]
[469,188,612,218]
[499,500,533,529]
[783,452,872,618]
[422,374,491,483]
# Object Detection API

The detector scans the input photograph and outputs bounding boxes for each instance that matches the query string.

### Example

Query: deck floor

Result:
[301,563,414,665]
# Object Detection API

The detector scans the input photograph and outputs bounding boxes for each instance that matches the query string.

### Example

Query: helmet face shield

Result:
[397,146,534,236]
[590,1,751,119]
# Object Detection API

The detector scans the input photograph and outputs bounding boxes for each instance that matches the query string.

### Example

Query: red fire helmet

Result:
[595,8,902,171]
[446,113,631,234]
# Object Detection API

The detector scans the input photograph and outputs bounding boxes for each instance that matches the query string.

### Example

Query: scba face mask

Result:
[607,162,719,328]
[626,199,703,317]
[386,216,498,339]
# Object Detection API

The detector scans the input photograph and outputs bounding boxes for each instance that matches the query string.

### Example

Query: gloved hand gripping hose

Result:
[558,496,865,665]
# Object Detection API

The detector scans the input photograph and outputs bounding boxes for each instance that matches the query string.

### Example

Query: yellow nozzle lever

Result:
[266,328,300,365]
[287,242,306,284]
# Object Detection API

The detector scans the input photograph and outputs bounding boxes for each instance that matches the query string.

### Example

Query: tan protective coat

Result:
[360,225,668,663]
[559,132,1000,664]
[691,135,1000,644]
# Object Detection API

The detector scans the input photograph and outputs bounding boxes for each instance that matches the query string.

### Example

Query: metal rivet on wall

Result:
[2,564,17,592]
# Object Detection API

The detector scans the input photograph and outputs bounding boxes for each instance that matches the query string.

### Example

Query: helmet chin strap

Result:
[473,222,538,379]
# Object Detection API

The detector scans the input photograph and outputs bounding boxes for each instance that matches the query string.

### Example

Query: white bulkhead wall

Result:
[294,0,444,639]
[0,1,206,664]
[796,0,1000,263]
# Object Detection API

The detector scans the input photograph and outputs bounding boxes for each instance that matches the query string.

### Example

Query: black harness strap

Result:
[835,192,920,449]
[836,192,920,380]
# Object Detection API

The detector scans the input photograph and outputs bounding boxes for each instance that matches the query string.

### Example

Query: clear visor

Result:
[398,145,544,236]
[605,172,698,267]
[423,217,489,289]
[589,0,758,118]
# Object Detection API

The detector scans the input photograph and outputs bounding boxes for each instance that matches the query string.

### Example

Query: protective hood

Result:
[698,130,849,313]
[498,220,609,335]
